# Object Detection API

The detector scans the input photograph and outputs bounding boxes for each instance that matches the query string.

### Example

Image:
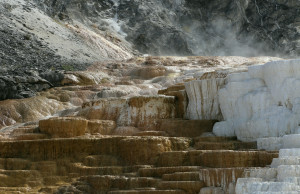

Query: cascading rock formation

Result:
[2,0,300,193]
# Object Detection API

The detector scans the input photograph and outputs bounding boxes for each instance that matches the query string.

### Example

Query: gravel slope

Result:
[0,0,133,75]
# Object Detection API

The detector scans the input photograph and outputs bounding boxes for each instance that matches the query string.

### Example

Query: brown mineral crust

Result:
[0,137,191,163]
[80,98,127,121]
[39,117,88,138]
[80,96,175,131]
[125,96,175,130]
[129,66,167,79]
[112,126,141,136]
[87,120,116,135]
[119,136,191,165]
[158,119,217,137]
[188,150,278,168]
[158,84,188,118]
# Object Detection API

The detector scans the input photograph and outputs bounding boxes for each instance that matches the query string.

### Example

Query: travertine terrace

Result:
[3,0,300,193]
[1,56,293,193]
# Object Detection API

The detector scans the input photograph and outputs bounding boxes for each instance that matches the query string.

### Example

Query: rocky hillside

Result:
[1,0,300,100]
[2,0,300,71]
[32,0,300,57]
[0,0,133,99]
[0,0,133,74]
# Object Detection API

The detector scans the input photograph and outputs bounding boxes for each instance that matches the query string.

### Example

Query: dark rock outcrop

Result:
[0,70,65,100]
[33,0,300,57]
[0,75,51,100]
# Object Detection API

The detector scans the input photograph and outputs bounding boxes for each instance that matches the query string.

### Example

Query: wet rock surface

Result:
[0,56,279,130]
[2,0,300,193]
[39,117,88,138]
[0,56,285,193]
[0,135,277,193]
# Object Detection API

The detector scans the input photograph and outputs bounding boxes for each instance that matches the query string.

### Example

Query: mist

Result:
[112,0,298,58]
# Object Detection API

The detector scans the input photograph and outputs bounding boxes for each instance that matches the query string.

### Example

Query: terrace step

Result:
[83,155,121,167]
[77,175,160,191]
[158,119,217,137]
[198,168,246,189]
[157,181,205,193]
[15,133,49,140]
[134,131,168,137]
[108,189,186,194]
[138,166,202,178]
[162,172,200,181]
[157,150,278,168]
[194,136,238,142]
[194,141,257,150]
[0,169,42,187]
[0,158,31,170]
[68,163,124,176]
[0,187,40,193]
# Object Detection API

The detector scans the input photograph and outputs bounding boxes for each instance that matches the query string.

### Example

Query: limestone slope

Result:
[0,0,133,75]
[0,0,134,100]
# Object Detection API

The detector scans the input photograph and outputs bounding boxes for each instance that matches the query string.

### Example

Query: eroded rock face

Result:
[61,71,111,86]
[87,120,116,135]
[199,168,244,193]
[185,72,226,120]
[0,97,69,130]
[0,0,294,105]
[34,0,300,57]
[80,98,128,121]
[0,85,103,131]
[0,0,133,74]
[158,84,187,118]
[200,187,225,194]
[0,75,52,100]
[129,66,167,80]
[80,96,175,130]
[39,117,88,138]
[0,0,134,101]
[112,126,140,136]
[119,137,189,165]
[125,96,175,130]
[158,119,217,138]
[181,57,281,122]
[0,136,191,163]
